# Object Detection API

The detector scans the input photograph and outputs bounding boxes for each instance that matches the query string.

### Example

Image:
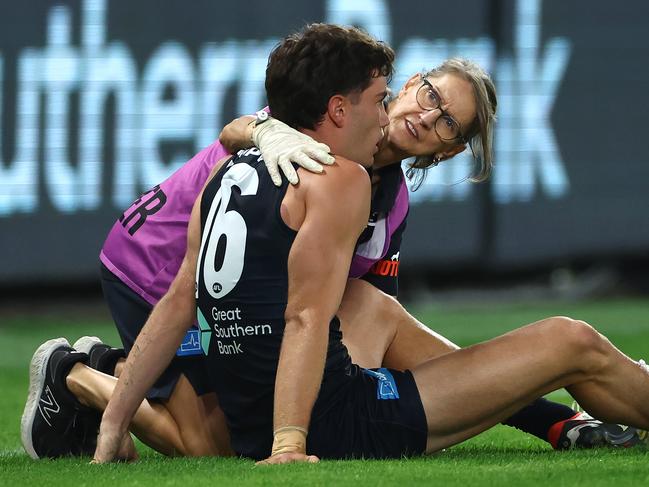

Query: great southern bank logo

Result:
[197,308,212,356]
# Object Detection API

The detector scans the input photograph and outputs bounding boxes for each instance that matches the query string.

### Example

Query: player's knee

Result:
[343,280,398,326]
[173,414,219,456]
[345,279,384,308]
[376,289,402,320]
[545,316,609,372]
[560,317,602,352]
[114,358,125,377]
[180,432,215,457]
[358,281,406,323]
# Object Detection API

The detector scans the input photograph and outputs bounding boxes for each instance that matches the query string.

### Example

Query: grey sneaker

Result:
[21,338,101,458]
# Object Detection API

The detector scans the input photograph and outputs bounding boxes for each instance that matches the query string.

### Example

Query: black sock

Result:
[503,398,576,442]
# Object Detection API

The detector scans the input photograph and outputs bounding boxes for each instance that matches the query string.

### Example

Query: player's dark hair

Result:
[266,23,395,130]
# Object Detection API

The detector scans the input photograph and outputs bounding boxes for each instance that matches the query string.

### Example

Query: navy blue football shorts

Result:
[307,366,428,458]
[99,263,212,400]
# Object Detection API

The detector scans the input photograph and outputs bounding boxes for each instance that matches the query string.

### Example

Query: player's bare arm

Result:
[93,156,230,463]
[258,159,371,465]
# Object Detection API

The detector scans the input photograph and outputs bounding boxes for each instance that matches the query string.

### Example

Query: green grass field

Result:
[2,298,649,486]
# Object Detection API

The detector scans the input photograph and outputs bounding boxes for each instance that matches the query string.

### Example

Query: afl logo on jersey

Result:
[213,282,222,293]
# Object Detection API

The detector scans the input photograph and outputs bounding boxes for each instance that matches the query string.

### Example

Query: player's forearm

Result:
[102,290,194,432]
[219,115,255,153]
[272,315,329,451]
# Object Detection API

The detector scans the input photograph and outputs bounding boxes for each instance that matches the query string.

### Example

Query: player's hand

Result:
[91,420,137,463]
[256,452,320,465]
[252,117,335,186]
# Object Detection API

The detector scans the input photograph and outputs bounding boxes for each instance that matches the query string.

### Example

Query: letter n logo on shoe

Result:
[38,385,60,427]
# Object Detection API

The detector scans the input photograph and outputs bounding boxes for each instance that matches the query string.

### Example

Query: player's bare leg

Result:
[338,279,647,449]
[90,342,232,456]
[114,358,124,377]
[66,364,232,456]
[410,316,649,452]
[66,363,184,455]
[338,279,458,369]
[159,376,232,456]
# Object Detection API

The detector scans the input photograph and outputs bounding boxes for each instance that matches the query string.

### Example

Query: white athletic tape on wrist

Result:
[271,426,308,456]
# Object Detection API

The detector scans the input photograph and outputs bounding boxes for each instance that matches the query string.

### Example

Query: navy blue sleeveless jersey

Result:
[195,148,354,459]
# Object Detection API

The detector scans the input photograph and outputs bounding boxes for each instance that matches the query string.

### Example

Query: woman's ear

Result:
[398,73,422,98]
[438,143,467,161]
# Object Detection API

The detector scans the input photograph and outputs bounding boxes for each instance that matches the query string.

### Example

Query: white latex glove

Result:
[252,117,335,186]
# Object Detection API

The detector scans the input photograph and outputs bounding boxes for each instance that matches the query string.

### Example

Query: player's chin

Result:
[365,151,378,168]
[388,130,415,155]
[355,149,376,168]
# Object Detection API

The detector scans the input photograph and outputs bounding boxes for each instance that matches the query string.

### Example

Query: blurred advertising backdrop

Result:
[1,0,648,284]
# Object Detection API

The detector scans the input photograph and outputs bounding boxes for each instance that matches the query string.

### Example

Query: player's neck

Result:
[300,127,350,165]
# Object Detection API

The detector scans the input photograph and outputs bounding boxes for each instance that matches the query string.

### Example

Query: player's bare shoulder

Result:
[331,155,372,182]
[300,155,371,201]
[298,155,371,235]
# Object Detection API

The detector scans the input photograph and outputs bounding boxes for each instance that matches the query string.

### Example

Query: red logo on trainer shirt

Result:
[369,252,400,277]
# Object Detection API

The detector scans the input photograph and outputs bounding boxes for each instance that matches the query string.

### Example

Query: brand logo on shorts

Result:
[177,329,202,356]
[362,368,400,400]
[369,252,400,277]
